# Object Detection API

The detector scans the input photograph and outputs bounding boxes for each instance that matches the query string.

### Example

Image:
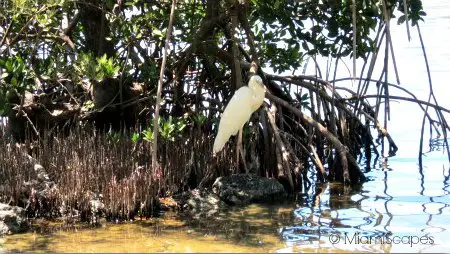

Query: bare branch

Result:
[152,0,177,172]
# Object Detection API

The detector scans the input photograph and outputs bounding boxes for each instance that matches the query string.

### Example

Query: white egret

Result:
[213,65,265,153]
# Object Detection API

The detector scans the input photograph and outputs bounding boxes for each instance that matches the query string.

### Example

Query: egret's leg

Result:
[236,130,240,170]
[237,128,248,173]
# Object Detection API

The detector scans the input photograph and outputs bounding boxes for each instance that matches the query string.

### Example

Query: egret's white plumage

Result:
[213,75,265,153]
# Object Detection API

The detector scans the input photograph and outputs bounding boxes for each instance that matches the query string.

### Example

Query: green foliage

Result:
[0,55,36,115]
[142,128,154,142]
[0,88,8,116]
[74,53,120,82]
[139,62,159,84]
[397,0,426,26]
[140,117,188,143]
[81,100,95,112]
[1,0,427,80]
[96,54,121,80]
[107,131,121,144]
[130,132,140,144]
[0,56,31,90]
[10,0,32,12]
[96,115,189,145]
[0,0,427,118]
[159,116,187,142]
[192,113,207,126]
[250,0,426,72]
[294,91,310,110]
[74,53,96,81]
[34,57,57,81]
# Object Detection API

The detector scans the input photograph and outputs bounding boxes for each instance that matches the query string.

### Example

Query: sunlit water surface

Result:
[1,1,450,253]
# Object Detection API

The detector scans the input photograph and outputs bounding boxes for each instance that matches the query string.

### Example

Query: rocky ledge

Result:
[212,174,287,205]
[174,174,286,217]
[0,203,29,237]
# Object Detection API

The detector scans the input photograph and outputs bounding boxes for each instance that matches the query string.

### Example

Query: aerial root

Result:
[265,92,366,185]
[264,104,294,191]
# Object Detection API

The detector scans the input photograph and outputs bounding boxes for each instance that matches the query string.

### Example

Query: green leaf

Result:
[397,15,406,25]
[153,28,163,38]
[11,77,18,86]
[131,132,140,143]
[5,60,13,72]
[142,129,154,142]
[301,93,309,101]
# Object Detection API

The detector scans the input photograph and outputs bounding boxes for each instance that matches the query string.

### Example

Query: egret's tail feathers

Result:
[213,132,229,153]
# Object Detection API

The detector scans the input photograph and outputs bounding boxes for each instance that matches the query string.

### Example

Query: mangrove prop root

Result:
[266,92,365,185]
[265,104,295,191]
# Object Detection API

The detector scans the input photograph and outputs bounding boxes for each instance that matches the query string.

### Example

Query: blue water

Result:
[279,1,450,252]
[279,159,449,252]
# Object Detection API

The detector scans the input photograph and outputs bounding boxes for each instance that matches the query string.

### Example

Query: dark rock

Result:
[212,174,286,205]
[0,203,29,237]
[21,164,59,217]
[87,192,105,224]
[174,189,227,218]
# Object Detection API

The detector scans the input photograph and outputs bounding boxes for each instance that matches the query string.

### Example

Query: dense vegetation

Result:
[0,0,448,221]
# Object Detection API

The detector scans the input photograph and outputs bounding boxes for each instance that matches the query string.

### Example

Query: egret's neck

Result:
[251,84,265,99]
[249,77,265,111]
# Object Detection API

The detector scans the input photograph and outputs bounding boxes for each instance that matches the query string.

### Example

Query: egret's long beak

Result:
[250,61,258,74]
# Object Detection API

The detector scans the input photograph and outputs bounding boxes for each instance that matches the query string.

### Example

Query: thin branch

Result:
[265,104,294,190]
[381,0,391,125]
[309,144,327,181]
[7,6,48,47]
[352,0,357,79]
[238,1,258,63]
[229,5,246,171]
[280,130,326,181]
[268,75,396,150]
[341,95,450,114]
[0,20,13,49]
[334,77,445,131]
[403,0,411,41]
[152,0,177,172]
[63,11,81,35]
[388,31,400,85]
[355,24,386,116]
[416,24,450,163]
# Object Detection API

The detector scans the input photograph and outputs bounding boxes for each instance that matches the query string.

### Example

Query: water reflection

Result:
[279,158,450,253]
[281,183,389,252]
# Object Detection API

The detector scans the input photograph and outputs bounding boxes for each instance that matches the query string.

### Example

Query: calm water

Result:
[1,1,449,253]
[1,165,448,253]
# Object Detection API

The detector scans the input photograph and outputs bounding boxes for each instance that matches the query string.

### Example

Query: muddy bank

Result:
[1,172,287,236]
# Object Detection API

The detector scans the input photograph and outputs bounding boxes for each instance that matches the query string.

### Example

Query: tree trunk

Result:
[78,0,115,57]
